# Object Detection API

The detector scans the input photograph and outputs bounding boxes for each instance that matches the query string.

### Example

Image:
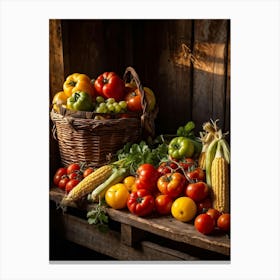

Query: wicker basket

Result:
[51,67,158,167]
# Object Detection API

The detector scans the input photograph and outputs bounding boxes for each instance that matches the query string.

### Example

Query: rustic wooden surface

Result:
[49,19,230,135]
[50,187,230,258]
[51,209,201,260]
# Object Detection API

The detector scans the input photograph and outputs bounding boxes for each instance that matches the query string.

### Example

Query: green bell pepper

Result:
[66,91,94,111]
[168,136,194,159]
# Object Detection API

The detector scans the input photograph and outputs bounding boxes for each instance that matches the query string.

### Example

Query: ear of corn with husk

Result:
[210,140,230,213]
[61,164,113,206]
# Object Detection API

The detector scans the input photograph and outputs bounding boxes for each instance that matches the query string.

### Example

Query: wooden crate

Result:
[49,19,231,260]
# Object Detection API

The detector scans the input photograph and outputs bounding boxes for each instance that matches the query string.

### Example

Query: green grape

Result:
[107,104,115,112]
[95,107,104,113]
[119,100,127,109]
[106,98,115,104]
[96,96,105,103]
[99,102,106,109]
[114,104,122,113]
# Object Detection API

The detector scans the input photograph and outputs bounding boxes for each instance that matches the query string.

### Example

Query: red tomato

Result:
[206,208,221,223]
[58,176,70,190]
[124,90,142,112]
[155,194,173,215]
[186,182,209,202]
[67,163,80,175]
[187,167,205,182]
[94,72,125,101]
[178,158,195,171]
[83,167,94,178]
[55,167,67,177]
[127,189,155,217]
[136,163,160,193]
[157,161,178,175]
[196,198,212,213]
[53,174,62,186]
[53,167,68,186]
[65,178,81,193]
[194,213,215,235]
[157,172,186,198]
[217,213,230,232]
[68,172,82,180]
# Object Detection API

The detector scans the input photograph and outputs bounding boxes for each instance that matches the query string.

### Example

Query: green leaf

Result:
[88,217,98,225]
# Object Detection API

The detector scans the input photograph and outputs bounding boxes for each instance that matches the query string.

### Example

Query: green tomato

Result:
[168,136,195,159]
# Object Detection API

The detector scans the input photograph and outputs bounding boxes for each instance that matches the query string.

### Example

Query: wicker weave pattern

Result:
[51,66,157,167]
[51,111,141,166]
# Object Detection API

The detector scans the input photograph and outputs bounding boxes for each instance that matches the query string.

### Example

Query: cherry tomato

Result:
[194,213,215,235]
[157,172,186,198]
[157,161,178,175]
[217,213,230,232]
[55,167,67,177]
[83,167,94,178]
[53,174,62,186]
[67,163,80,175]
[155,194,173,215]
[58,176,70,190]
[206,208,221,223]
[186,181,209,202]
[68,172,83,180]
[187,167,205,182]
[178,158,195,172]
[196,198,212,213]
[65,178,80,193]
[53,167,68,186]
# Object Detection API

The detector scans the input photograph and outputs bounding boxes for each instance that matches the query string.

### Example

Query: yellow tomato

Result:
[171,196,197,222]
[123,176,137,192]
[105,183,130,210]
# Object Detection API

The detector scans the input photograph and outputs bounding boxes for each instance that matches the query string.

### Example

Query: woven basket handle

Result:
[123,66,157,139]
[123,66,148,114]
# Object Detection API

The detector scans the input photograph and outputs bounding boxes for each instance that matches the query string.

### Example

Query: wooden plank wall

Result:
[49,19,230,136]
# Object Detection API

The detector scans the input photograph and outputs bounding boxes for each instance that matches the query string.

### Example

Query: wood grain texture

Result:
[50,187,230,256]
[192,20,229,132]
[50,19,230,134]
[49,19,65,99]
[52,210,200,260]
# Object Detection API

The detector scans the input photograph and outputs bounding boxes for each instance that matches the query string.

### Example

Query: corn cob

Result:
[61,165,113,206]
[205,138,219,186]
[211,140,230,213]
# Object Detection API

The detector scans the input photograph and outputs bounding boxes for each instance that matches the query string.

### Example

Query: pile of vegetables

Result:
[53,120,230,236]
[51,71,156,117]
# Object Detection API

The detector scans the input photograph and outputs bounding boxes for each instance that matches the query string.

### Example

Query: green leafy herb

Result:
[116,140,168,174]
[87,198,109,232]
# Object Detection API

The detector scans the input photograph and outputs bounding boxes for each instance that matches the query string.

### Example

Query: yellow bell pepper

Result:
[52,91,68,112]
[63,73,95,98]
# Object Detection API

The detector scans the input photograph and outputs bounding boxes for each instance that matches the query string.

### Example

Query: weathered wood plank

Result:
[53,211,200,260]
[50,187,230,256]
[192,20,229,131]
[49,19,65,99]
